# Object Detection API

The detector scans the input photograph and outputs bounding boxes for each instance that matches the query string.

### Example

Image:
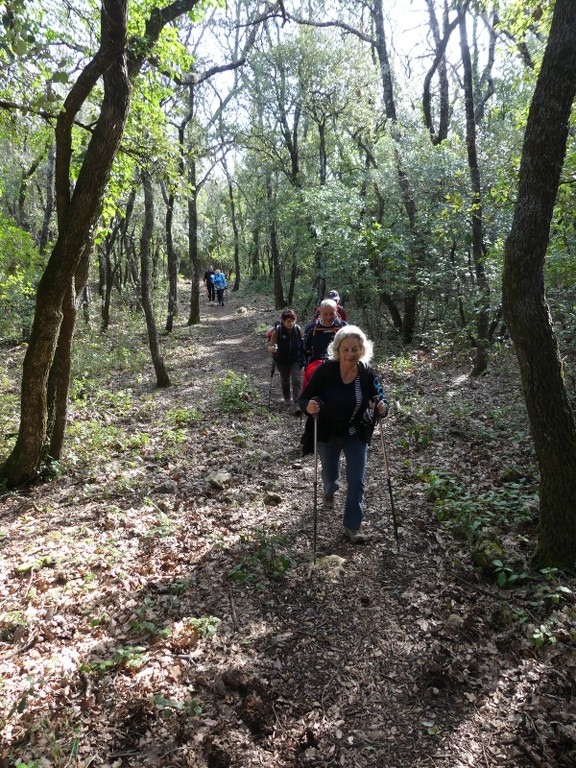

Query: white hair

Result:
[328,325,374,363]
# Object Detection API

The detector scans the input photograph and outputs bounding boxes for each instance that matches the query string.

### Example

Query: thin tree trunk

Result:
[266,172,285,309]
[165,189,178,332]
[459,8,490,376]
[228,178,241,292]
[187,156,200,326]
[39,143,56,254]
[140,172,171,388]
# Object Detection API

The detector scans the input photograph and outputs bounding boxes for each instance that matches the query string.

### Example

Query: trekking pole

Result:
[267,357,276,410]
[312,414,318,563]
[378,418,399,552]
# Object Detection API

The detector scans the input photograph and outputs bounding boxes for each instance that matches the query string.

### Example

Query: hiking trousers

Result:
[318,433,367,531]
[276,361,302,403]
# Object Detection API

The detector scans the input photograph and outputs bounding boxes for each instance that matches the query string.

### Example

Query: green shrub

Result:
[0,215,45,344]
[216,370,257,413]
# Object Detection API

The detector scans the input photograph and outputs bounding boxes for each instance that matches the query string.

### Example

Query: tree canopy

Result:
[1,1,576,561]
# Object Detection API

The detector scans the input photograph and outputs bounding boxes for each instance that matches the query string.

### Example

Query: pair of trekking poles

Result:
[310,407,399,563]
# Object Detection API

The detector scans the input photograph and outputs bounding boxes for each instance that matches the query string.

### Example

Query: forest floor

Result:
[1,284,576,768]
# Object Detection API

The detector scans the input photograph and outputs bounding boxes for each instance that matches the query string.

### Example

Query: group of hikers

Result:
[266,290,389,544]
[203,265,228,306]
[201,271,390,544]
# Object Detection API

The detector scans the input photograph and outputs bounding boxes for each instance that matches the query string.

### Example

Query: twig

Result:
[227,580,240,631]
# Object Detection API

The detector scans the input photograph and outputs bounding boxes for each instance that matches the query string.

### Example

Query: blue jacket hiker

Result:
[211,269,227,306]
[298,325,388,544]
[268,309,305,409]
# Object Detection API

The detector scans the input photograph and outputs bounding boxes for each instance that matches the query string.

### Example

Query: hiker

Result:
[303,299,347,368]
[211,269,227,306]
[267,309,305,410]
[298,325,388,543]
[204,265,216,303]
[312,290,347,322]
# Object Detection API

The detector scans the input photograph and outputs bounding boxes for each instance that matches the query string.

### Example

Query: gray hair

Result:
[328,325,374,363]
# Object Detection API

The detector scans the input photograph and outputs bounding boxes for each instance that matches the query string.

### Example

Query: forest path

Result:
[0,284,573,767]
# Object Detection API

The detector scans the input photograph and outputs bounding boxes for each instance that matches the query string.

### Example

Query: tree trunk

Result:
[165,189,178,332]
[266,172,285,309]
[502,0,576,568]
[140,172,171,388]
[39,143,56,254]
[459,9,490,376]
[423,0,454,144]
[47,243,92,461]
[228,178,241,292]
[1,0,131,487]
[1,0,202,487]
[187,155,200,326]
[182,81,201,326]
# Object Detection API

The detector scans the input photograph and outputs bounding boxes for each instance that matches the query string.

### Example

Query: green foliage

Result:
[164,405,201,426]
[185,615,221,640]
[152,692,202,718]
[216,370,258,413]
[532,569,574,607]
[80,646,148,677]
[228,528,295,585]
[397,419,433,450]
[531,620,558,649]
[0,215,44,343]
[491,559,530,588]
[419,468,538,541]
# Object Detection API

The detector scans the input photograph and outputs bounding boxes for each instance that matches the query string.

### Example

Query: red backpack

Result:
[302,359,324,390]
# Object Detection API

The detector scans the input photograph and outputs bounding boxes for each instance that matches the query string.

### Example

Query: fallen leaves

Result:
[1,299,576,767]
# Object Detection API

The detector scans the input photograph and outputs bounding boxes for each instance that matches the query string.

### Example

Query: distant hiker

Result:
[204,265,216,303]
[303,299,347,368]
[299,325,388,543]
[312,290,347,322]
[267,309,305,410]
[211,269,227,306]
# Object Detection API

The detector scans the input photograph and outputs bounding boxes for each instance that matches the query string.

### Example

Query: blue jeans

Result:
[318,434,367,530]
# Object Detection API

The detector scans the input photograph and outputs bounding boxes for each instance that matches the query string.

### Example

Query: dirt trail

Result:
[0,285,574,767]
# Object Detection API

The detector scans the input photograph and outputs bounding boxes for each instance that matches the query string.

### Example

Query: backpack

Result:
[266,320,302,344]
[266,321,281,343]
[302,359,324,389]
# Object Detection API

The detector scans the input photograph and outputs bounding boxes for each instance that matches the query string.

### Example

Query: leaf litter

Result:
[1,290,575,767]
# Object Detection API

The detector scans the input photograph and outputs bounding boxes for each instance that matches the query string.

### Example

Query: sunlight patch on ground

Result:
[447,373,468,397]
[216,338,245,347]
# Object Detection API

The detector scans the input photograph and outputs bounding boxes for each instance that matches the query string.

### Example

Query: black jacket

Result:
[270,322,305,367]
[298,360,388,453]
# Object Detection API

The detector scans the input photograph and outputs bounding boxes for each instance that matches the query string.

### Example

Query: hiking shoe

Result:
[344,527,366,544]
[323,494,335,510]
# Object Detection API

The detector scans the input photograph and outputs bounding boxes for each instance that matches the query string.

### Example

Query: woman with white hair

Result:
[298,325,388,543]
